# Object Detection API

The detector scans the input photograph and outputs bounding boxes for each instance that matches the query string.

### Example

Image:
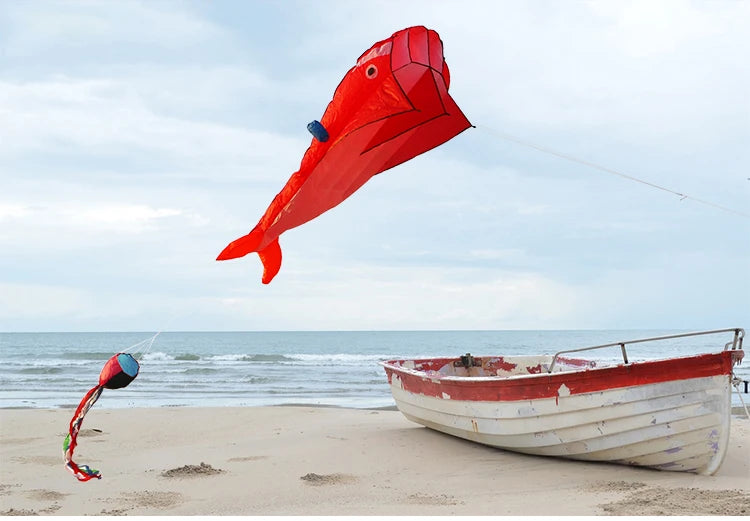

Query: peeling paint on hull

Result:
[382,350,743,475]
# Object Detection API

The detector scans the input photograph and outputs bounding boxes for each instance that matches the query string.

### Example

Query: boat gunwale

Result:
[381,350,742,404]
[381,327,745,384]
[380,350,742,383]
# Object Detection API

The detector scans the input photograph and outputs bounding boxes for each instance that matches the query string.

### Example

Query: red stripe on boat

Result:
[383,351,742,402]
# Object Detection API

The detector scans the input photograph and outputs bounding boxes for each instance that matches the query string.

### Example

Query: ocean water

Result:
[0,329,747,410]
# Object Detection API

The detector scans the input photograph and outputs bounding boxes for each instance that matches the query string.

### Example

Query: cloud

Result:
[0,204,31,221]
[0,1,747,332]
[2,0,227,57]
[61,204,183,233]
[194,264,591,331]
[0,200,201,255]
[0,76,305,181]
[0,282,94,320]
[588,0,737,57]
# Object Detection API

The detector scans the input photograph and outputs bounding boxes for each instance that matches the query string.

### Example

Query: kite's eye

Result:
[365,64,378,79]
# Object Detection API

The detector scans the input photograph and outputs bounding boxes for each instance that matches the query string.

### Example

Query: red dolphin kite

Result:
[217,26,471,283]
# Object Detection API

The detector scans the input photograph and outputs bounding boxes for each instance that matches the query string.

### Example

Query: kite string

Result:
[119,312,183,362]
[123,331,161,361]
[478,125,750,220]
[121,314,179,361]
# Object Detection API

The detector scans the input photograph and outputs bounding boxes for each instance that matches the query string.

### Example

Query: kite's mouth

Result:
[390,26,446,78]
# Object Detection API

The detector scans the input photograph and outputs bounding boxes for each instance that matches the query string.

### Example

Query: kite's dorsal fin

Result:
[258,238,282,284]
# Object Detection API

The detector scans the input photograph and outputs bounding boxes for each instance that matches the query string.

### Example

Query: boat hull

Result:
[383,350,743,475]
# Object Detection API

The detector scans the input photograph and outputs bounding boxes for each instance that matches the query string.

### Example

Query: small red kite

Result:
[63,353,139,481]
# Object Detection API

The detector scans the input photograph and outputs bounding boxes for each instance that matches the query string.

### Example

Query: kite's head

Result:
[379,25,451,88]
[318,26,453,145]
[99,352,139,390]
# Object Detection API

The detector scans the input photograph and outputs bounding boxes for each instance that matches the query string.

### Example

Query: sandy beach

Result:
[1,406,748,516]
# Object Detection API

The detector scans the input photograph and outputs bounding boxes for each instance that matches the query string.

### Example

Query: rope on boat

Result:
[479,126,750,220]
[732,376,750,419]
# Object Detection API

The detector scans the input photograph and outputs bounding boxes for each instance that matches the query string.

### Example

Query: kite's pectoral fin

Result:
[258,238,282,284]
[216,228,264,261]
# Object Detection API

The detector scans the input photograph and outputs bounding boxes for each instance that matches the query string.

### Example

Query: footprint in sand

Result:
[25,489,67,501]
[21,489,67,515]
[39,504,61,514]
[0,484,19,496]
[2,437,42,445]
[161,462,224,478]
[405,492,463,506]
[11,455,64,466]
[78,428,104,437]
[601,486,750,516]
[227,456,268,462]
[300,473,356,486]
[588,480,648,492]
[122,491,183,509]
[1,508,39,515]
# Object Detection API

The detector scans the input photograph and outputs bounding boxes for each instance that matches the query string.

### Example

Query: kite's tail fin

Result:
[216,228,282,283]
[64,385,104,482]
[258,237,282,284]
[216,228,264,261]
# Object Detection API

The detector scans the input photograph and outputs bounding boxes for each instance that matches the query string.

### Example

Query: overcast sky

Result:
[1,0,748,332]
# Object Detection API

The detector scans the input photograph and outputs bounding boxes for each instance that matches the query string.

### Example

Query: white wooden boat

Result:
[381,328,745,475]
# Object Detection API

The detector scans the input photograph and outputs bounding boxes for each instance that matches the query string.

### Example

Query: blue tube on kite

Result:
[307,120,329,142]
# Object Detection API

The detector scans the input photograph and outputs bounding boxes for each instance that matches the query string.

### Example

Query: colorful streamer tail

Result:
[63,385,104,481]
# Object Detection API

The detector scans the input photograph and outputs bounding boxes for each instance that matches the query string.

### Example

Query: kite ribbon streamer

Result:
[63,353,139,482]
[63,385,104,481]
